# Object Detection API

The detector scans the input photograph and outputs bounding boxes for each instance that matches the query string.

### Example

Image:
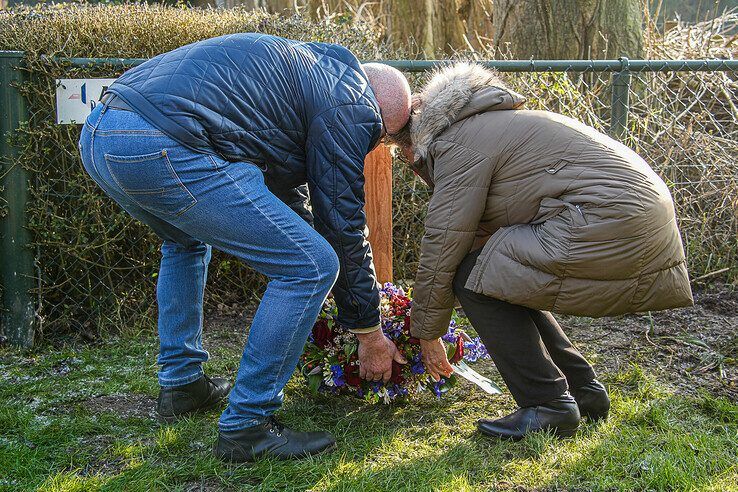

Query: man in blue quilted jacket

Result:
[78,34,411,462]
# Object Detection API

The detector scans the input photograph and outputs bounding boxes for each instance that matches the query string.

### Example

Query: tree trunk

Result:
[491,0,643,59]
[459,0,495,50]
[383,0,469,56]
[262,0,483,57]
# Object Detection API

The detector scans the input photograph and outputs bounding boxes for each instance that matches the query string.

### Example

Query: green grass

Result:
[1,333,736,492]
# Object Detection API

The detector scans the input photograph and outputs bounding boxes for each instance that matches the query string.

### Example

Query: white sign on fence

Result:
[55,78,118,124]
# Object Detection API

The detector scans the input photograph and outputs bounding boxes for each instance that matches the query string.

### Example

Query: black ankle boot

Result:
[156,374,232,423]
[213,416,336,462]
[570,379,610,421]
[478,392,581,440]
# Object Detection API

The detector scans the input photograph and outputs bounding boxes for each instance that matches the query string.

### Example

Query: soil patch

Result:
[563,283,737,400]
[81,393,158,420]
[201,312,252,355]
[201,285,737,400]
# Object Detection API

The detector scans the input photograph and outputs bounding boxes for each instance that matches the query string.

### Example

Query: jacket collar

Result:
[411,62,526,161]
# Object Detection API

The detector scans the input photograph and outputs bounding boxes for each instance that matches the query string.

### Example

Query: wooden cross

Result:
[364,145,394,284]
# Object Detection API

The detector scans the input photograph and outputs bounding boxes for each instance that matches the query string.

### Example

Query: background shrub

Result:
[0,4,735,340]
[0,3,388,337]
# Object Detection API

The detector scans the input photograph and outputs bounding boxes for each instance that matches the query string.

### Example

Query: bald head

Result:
[362,63,412,134]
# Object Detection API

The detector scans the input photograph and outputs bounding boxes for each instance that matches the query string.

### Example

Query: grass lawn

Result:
[1,287,737,491]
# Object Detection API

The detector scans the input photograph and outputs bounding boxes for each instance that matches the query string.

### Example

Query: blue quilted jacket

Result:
[107,33,383,330]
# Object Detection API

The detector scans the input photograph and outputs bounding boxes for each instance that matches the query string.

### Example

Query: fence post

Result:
[610,56,631,139]
[0,51,35,348]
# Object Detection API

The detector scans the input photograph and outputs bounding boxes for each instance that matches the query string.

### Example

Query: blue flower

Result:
[411,361,425,374]
[330,364,345,387]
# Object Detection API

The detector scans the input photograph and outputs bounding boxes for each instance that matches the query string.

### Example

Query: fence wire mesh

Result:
[393,63,737,285]
[4,59,737,339]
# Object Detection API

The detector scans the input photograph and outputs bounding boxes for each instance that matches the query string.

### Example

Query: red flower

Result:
[312,319,333,348]
[344,363,362,387]
[390,360,405,384]
[408,336,420,345]
[449,336,465,364]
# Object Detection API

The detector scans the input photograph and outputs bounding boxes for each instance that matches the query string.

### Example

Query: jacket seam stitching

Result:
[414,180,460,336]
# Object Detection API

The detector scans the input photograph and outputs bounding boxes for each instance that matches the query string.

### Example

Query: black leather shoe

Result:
[156,374,232,423]
[478,392,581,440]
[570,379,610,421]
[214,417,336,462]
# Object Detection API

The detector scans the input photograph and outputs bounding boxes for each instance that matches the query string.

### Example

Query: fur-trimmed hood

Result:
[411,62,526,160]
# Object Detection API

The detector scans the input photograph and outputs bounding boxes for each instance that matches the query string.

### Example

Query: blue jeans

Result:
[79,104,339,430]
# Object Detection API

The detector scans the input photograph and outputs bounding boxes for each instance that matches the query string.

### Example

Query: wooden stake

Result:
[364,145,393,283]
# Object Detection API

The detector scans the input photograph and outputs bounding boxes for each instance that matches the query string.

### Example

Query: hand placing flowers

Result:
[299,283,490,404]
[419,338,455,382]
[356,329,407,383]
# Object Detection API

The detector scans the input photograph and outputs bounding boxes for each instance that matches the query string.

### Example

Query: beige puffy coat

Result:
[409,63,693,340]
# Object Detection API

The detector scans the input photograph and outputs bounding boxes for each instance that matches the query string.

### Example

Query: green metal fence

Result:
[1,53,737,348]
[0,51,34,348]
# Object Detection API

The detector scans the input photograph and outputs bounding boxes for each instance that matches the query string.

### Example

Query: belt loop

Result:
[85,92,110,171]
[89,94,109,136]
[98,91,113,115]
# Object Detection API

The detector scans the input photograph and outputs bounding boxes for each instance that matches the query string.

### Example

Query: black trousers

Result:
[453,249,596,407]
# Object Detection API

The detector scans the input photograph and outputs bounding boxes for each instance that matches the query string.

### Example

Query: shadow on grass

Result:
[4,341,738,491]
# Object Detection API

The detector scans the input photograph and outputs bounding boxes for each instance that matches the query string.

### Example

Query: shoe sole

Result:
[215,441,338,464]
[582,411,609,422]
[478,426,579,441]
[555,426,578,438]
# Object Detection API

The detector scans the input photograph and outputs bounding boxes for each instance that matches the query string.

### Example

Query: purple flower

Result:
[411,361,425,374]
[442,321,458,343]
[462,337,490,362]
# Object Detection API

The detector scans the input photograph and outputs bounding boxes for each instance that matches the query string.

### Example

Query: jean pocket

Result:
[104,149,197,216]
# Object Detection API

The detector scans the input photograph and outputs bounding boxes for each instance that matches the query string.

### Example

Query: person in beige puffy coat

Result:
[389,63,693,440]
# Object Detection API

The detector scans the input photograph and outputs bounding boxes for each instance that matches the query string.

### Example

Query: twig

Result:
[692,267,730,282]
[644,312,659,348]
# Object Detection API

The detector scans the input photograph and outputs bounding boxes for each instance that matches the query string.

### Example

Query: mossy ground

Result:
[1,285,736,491]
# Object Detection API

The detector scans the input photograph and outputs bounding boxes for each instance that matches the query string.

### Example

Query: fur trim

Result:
[411,62,511,160]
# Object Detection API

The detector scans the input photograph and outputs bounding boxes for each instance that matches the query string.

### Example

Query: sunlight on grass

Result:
[112,442,145,462]
[155,427,187,453]
[37,472,104,492]
[2,341,737,491]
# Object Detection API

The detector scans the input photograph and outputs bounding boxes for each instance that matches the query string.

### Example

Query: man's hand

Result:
[420,338,455,382]
[356,330,407,382]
